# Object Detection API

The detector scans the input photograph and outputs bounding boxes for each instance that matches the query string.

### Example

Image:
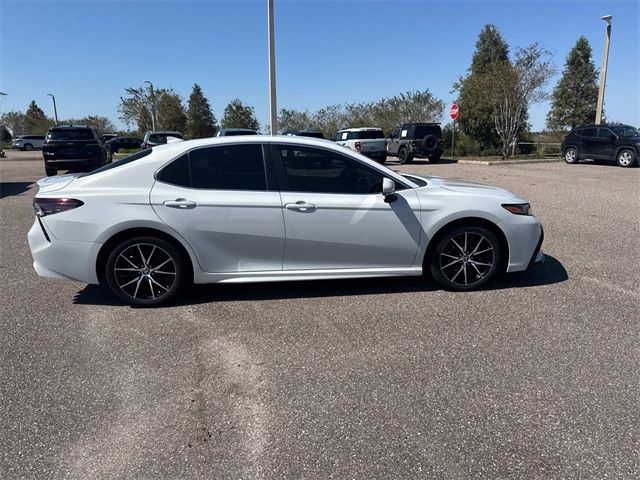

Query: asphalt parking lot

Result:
[1,157,639,479]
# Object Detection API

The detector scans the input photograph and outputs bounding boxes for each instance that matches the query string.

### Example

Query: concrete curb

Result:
[456,157,562,166]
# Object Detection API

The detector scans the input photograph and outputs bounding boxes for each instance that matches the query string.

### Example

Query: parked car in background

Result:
[42,125,108,176]
[216,128,258,137]
[102,133,118,142]
[107,136,142,153]
[11,135,45,151]
[334,128,387,163]
[281,129,325,139]
[28,135,544,307]
[141,131,184,149]
[562,124,639,168]
[387,123,444,164]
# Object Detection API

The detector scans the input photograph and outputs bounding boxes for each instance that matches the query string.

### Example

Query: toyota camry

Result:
[28,136,544,307]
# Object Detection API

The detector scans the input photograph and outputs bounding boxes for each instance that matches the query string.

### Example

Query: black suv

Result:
[281,129,326,139]
[387,123,444,164]
[42,125,108,176]
[562,124,640,168]
[106,136,142,154]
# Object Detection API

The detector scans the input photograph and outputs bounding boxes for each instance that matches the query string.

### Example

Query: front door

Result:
[388,128,401,155]
[595,128,617,159]
[270,143,422,270]
[150,143,285,273]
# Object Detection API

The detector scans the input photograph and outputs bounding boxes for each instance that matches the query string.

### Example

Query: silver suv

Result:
[141,131,184,149]
[12,135,45,151]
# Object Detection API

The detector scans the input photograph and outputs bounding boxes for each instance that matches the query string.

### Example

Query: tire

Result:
[429,155,441,163]
[429,225,502,291]
[398,148,412,165]
[378,154,387,164]
[24,143,33,151]
[616,149,637,168]
[564,147,578,164]
[45,166,57,176]
[105,236,186,307]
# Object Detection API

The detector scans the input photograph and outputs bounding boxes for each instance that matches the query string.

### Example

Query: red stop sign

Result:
[450,103,459,120]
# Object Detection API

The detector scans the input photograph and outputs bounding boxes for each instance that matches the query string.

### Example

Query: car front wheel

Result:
[616,149,637,168]
[105,236,186,307]
[564,147,578,164]
[429,225,502,291]
[24,143,33,151]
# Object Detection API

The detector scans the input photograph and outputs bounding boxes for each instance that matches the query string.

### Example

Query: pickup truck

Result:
[333,128,387,164]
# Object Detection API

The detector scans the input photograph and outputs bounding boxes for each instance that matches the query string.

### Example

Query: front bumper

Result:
[28,219,101,284]
[504,217,544,273]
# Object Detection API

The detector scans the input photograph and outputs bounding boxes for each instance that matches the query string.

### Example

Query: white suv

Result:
[12,135,45,151]
[334,128,387,164]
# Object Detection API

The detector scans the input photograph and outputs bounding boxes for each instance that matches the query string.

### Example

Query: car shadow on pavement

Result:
[0,182,33,199]
[73,254,567,308]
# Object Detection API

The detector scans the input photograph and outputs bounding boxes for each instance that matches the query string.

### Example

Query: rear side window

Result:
[158,144,267,191]
[48,129,94,140]
[413,125,441,138]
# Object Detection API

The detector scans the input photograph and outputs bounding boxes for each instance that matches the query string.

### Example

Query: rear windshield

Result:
[81,149,152,177]
[149,133,183,143]
[413,125,441,138]
[48,129,95,141]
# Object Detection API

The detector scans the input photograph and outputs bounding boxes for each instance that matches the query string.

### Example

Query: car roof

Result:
[220,128,256,132]
[50,124,94,129]
[338,127,383,132]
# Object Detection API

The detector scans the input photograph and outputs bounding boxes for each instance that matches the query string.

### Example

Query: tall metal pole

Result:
[0,92,7,158]
[47,94,59,124]
[595,15,612,125]
[267,0,278,135]
[451,120,455,159]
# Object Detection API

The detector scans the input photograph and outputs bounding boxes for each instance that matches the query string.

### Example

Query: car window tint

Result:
[189,144,266,190]
[413,125,441,138]
[596,128,612,138]
[581,128,597,137]
[48,129,94,141]
[82,149,152,177]
[276,145,384,194]
[148,134,168,144]
[158,154,191,187]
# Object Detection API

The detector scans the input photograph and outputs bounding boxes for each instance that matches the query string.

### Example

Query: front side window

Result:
[596,128,613,138]
[275,145,385,194]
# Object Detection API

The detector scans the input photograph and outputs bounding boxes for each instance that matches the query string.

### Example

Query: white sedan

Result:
[28,136,544,307]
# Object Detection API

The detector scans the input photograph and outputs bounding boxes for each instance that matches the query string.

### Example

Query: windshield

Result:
[610,126,640,138]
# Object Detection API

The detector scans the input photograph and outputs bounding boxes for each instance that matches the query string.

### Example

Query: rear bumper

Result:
[28,219,101,284]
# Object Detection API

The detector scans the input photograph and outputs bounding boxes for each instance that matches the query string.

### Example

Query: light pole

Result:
[144,80,157,131]
[0,92,7,157]
[595,15,612,125]
[47,93,59,125]
[267,0,278,134]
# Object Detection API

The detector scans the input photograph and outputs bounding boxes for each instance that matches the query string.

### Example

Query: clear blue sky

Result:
[1,0,638,132]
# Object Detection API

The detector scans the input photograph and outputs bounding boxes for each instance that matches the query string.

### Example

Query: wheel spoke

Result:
[152,258,171,272]
[119,276,140,288]
[471,260,492,267]
[442,258,462,269]
[133,277,143,298]
[137,244,147,267]
[451,238,465,254]
[451,264,465,282]
[148,278,155,299]
[154,270,176,276]
[471,247,493,256]
[145,246,156,267]
[463,264,468,285]
[115,267,141,272]
[120,254,140,269]
[441,253,459,260]
[150,277,169,292]
[470,262,484,278]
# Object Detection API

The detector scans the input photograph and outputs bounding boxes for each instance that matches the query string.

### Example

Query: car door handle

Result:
[163,198,197,209]
[284,201,317,212]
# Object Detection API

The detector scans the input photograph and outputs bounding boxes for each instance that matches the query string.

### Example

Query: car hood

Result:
[408,175,526,202]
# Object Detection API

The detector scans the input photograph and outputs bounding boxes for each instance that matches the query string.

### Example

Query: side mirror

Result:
[382,178,396,202]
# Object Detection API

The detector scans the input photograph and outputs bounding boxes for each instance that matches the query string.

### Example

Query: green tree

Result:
[455,24,510,149]
[157,92,187,132]
[0,110,27,136]
[220,99,260,131]
[278,108,313,132]
[186,83,218,138]
[546,36,599,131]
[25,101,54,134]
[65,115,116,134]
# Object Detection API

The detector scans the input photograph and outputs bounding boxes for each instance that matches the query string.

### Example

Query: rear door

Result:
[150,143,286,273]
[271,143,422,270]
[578,127,598,158]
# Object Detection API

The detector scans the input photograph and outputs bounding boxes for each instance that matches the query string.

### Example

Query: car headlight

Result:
[502,203,532,215]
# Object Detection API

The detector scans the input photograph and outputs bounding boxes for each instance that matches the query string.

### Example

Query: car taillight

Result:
[355,141,361,151]
[33,198,84,217]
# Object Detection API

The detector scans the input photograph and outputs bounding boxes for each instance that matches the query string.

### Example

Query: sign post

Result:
[449,103,459,159]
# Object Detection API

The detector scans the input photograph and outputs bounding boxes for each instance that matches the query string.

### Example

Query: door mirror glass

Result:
[382,178,395,197]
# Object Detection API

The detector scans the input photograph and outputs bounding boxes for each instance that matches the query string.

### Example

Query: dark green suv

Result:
[387,123,444,164]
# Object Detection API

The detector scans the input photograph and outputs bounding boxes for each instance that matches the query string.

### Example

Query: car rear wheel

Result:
[105,236,186,307]
[24,143,33,151]
[398,148,412,165]
[429,155,441,163]
[564,147,578,164]
[429,225,502,291]
[616,149,637,168]
[45,166,57,176]
[378,154,387,164]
